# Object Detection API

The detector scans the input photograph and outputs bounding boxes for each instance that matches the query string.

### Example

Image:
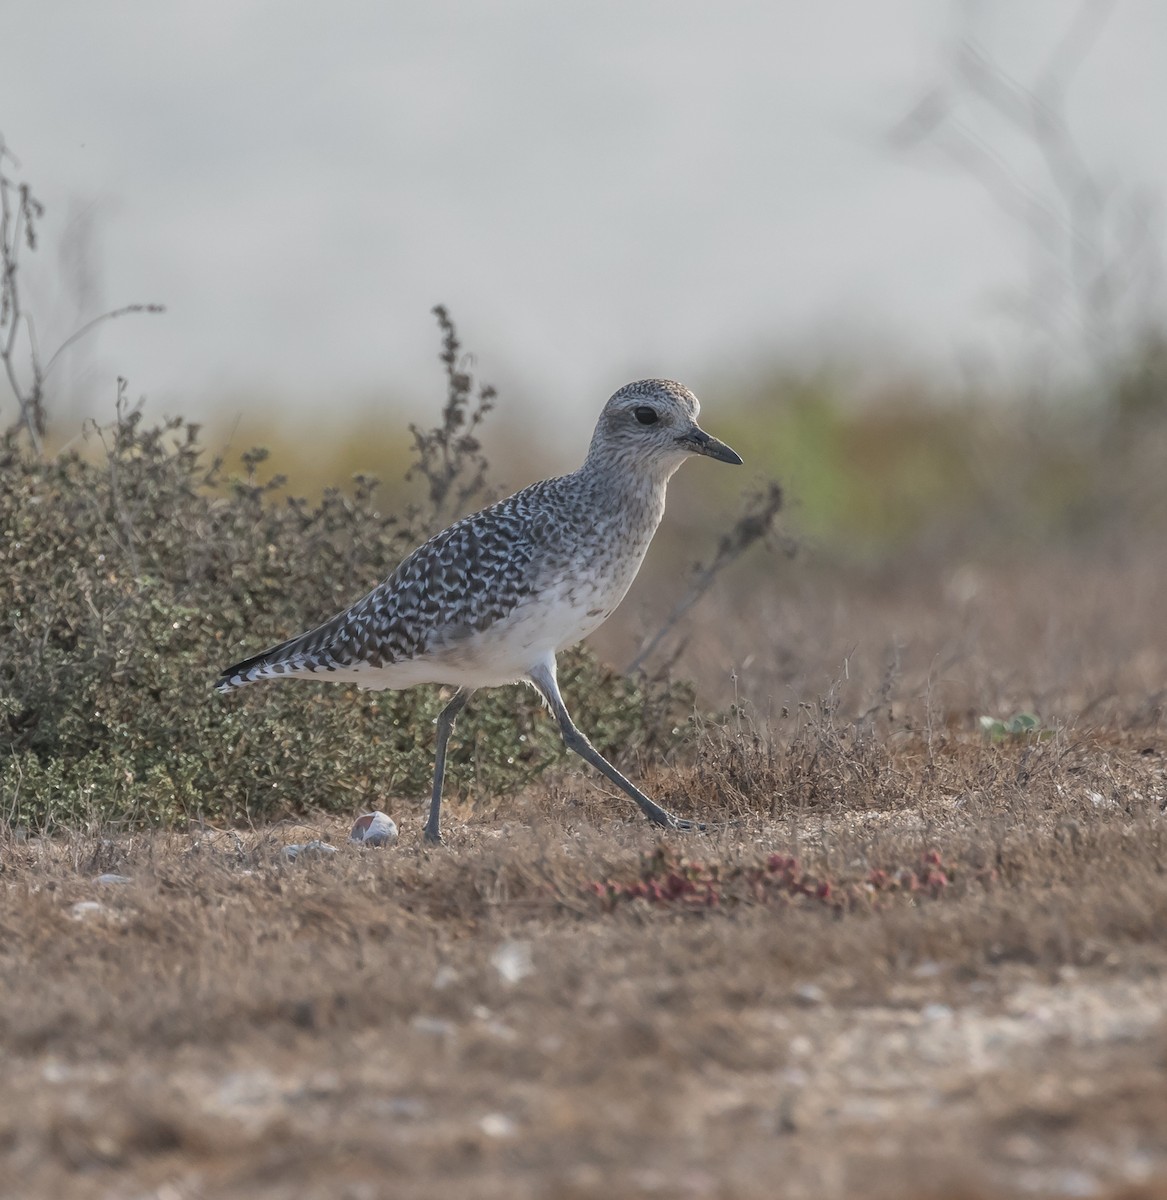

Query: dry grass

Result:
[4,535,1167,1199]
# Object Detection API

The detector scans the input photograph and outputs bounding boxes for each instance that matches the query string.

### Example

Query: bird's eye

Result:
[634,406,659,426]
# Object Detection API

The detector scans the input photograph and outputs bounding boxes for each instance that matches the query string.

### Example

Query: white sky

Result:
[3,1,1166,443]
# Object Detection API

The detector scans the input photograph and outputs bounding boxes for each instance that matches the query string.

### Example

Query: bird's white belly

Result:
[425,572,627,687]
[329,567,634,692]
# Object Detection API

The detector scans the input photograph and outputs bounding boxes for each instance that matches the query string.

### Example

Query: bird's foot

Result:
[664,816,707,833]
[639,804,707,833]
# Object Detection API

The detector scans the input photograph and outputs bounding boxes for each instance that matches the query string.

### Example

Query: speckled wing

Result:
[215,481,563,691]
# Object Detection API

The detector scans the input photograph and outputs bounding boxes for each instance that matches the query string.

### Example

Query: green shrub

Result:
[0,320,692,831]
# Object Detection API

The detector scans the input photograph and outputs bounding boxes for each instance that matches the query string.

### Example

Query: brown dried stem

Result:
[0,134,164,453]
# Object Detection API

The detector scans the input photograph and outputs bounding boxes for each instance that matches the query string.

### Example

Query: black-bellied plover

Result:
[216,379,742,842]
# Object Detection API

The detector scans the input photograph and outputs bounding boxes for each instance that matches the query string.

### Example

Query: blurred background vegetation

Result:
[200,342,1167,562]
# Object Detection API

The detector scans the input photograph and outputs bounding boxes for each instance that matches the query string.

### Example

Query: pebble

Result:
[479,1113,517,1139]
[96,873,132,885]
[490,940,534,985]
[282,840,338,863]
[410,1015,456,1040]
[793,983,826,1007]
[432,965,459,991]
[349,811,399,847]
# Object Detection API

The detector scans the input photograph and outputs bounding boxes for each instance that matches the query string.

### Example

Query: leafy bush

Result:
[977,712,1050,742]
[0,315,693,831]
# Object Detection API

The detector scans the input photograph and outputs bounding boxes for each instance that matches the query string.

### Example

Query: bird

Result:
[216,379,742,843]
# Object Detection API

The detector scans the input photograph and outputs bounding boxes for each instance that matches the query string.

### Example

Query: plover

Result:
[216,379,742,842]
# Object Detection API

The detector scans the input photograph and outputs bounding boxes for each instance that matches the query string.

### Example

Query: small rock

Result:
[96,873,132,885]
[792,983,826,1007]
[282,840,337,863]
[69,900,109,921]
[490,940,534,985]
[479,1112,517,1139]
[213,1069,280,1114]
[432,965,459,991]
[920,1003,954,1022]
[788,1035,814,1058]
[350,811,399,847]
[410,1015,456,1039]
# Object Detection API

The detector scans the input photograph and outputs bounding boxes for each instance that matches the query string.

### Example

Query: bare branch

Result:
[627,483,787,675]
[404,305,496,532]
[0,138,165,453]
[42,303,167,379]
[1036,0,1120,103]
[889,1,1156,397]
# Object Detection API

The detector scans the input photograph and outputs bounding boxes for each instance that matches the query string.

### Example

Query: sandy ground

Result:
[4,540,1167,1199]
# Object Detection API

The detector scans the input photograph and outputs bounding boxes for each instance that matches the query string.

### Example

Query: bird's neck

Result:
[574,455,671,539]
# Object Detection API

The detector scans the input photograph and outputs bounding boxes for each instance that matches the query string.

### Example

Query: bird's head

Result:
[588,379,742,479]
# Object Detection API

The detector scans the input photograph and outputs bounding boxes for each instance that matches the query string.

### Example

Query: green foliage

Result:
[708,373,989,550]
[0,357,692,832]
[1110,331,1167,423]
[710,370,1161,553]
[978,712,1048,742]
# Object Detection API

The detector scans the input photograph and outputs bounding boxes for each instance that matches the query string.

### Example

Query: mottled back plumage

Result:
[218,476,579,689]
[216,378,742,841]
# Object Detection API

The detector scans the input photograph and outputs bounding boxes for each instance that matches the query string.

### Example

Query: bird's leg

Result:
[423,687,473,845]
[527,657,702,832]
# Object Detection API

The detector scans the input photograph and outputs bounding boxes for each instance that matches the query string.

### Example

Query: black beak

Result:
[679,426,743,465]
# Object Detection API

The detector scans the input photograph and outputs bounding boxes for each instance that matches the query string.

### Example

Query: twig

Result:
[888,2,1155,389]
[405,305,496,532]
[42,304,166,379]
[627,482,786,675]
[0,134,164,453]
